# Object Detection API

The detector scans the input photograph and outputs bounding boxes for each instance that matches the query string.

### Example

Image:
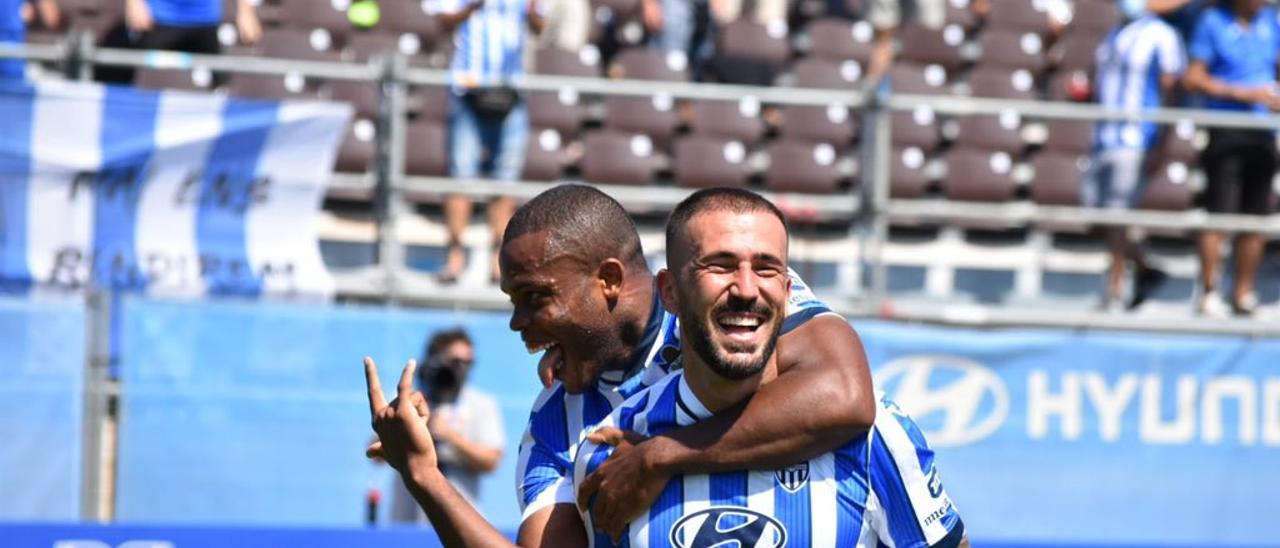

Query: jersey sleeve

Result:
[868,396,965,548]
[515,387,575,521]
[781,267,834,334]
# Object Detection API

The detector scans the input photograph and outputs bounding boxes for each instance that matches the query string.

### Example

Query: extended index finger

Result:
[397,359,418,402]
[364,356,387,417]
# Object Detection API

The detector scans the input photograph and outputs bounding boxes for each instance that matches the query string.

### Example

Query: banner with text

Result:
[857,320,1280,546]
[0,80,350,297]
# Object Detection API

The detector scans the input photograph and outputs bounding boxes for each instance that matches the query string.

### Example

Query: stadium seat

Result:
[977,28,1047,72]
[887,62,950,95]
[523,128,570,181]
[790,56,862,88]
[404,120,449,177]
[1159,120,1201,163]
[580,130,662,185]
[413,85,450,122]
[336,118,377,174]
[944,0,979,30]
[528,87,588,136]
[899,23,967,75]
[1071,0,1122,34]
[890,146,933,198]
[1137,161,1194,211]
[1043,119,1095,155]
[800,18,874,63]
[610,47,689,81]
[277,0,354,42]
[953,111,1025,154]
[136,67,214,92]
[1029,151,1087,206]
[943,146,1020,202]
[534,45,603,77]
[690,98,767,146]
[673,135,753,188]
[764,139,845,194]
[372,0,441,44]
[329,81,380,119]
[344,31,402,63]
[983,0,1051,35]
[259,27,343,62]
[780,100,858,147]
[603,94,681,144]
[708,20,792,85]
[226,73,316,100]
[968,66,1037,100]
[891,107,941,151]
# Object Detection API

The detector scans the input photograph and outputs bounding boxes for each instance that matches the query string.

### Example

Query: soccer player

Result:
[574,188,964,547]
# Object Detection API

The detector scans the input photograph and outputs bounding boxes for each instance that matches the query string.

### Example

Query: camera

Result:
[420,356,472,398]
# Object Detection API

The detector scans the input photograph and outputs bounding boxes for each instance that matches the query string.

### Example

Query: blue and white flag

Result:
[0,80,351,298]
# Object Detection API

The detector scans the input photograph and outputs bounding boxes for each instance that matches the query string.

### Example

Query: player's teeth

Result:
[720,316,759,327]
[527,342,557,354]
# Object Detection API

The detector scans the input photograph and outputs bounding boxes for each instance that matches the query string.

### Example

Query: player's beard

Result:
[681,294,782,381]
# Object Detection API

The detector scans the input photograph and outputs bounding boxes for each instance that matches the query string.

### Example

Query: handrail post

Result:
[858,81,893,312]
[374,53,410,303]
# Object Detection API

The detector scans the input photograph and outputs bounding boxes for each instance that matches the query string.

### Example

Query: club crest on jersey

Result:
[928,467,944,498]
[775,462,810,493]
[670,506,786,548]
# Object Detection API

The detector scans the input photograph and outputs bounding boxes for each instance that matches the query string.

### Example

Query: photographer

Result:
[389,328,505,523]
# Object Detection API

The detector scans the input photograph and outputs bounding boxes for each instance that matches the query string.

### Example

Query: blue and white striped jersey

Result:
[574,375,965,548]
[431,0,529,89]
[1094,15,1185,151]
[515,269,833,520]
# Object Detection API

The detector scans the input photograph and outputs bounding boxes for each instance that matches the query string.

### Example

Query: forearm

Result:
[649,316,876,474]
[405,465,517,548]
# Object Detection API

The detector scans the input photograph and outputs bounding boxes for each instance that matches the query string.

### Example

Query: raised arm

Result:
[578,314,876,538]
[365,357,585,548]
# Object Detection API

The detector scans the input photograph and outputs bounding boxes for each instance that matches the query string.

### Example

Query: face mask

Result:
[1120,0,1147,20]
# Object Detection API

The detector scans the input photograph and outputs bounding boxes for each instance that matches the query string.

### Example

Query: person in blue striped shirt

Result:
[573,188,964,547]
[1084,0,1185,311]
[433,0,542,283]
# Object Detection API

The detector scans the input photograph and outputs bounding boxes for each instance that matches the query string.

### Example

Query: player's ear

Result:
[597,258,625,308]
[657,268,679,313]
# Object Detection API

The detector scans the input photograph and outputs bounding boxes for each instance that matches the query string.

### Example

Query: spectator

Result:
[529,0,589,54]
[124,0,261,52]
[1184,0,1280,317]
[435,0,541,284]
[0,0,58,81]
[1084,0,1184,311]
[866,0,945,84]
[388,328,505,522]
[98,0,260,83]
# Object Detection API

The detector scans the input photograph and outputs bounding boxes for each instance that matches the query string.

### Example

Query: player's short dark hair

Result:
[503,184,646,270]
[424,327,472,361]
[665,187,789,270]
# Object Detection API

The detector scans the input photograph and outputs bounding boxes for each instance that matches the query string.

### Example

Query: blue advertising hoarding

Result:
[858,320,1280,546]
